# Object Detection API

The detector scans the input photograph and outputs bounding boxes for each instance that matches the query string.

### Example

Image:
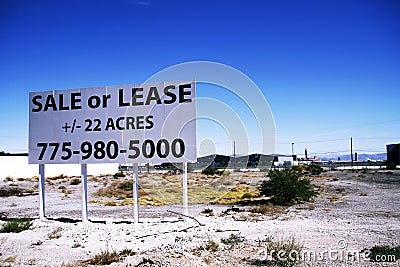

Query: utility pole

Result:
[291,143,294,156]
[233,141,236,170]
[291,142,295,161]
[351,137,354,167]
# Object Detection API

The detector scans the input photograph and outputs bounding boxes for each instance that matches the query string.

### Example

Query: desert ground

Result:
[0,169,399,266]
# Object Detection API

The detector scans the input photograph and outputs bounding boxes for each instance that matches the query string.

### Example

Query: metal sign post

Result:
[182,162,188,216]
[38,164,45,219]
[133,163,139,224]
[81,164,88,222]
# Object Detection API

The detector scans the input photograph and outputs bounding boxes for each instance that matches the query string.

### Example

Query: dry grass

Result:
[47,174,67,181]
[48,227,63,239]
[248,205,286,215]
[0,237,6,247]
[193,239,220,254]
[0,187,23,197]
[221,233,246,245]
[328,194,343,203]
[89,195,163,206]
[0,185,37,197]
[212,184,260,205]
[90,172,264,206]
[95,181,147,199]
[82,248,135,265]
[262,236,303,267]
[0,255,17,266]
[27,176,39,182]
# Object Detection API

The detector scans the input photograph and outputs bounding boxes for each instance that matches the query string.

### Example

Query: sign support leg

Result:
[183,162,188,216]
[39,164,45,219]
[133,163,139,224]
[81,164,88,222]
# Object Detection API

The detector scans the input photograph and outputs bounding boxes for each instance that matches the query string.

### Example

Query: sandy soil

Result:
[0,170,399,266]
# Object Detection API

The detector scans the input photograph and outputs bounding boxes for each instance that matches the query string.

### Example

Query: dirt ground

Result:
[0,170,399,266]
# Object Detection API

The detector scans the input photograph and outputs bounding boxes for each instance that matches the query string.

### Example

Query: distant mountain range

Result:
[1,151,388,162]
[320,153,387,161]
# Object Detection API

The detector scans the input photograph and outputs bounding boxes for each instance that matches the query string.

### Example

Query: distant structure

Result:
[387,143,400,165]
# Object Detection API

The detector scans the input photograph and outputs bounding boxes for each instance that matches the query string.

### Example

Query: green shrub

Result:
[366,245,400,262]
[259,168,317,206]
[306,164,323,175]
[291,164,307,173]
[201,166,223,176]
[221,170,231,176]
[119,181,133,190]
[386,162,397,170]
[221,233,245,245]
[0,218,33,233]
[113,172,126,178]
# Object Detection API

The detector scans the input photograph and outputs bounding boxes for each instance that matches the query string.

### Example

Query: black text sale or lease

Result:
[29,81,196,164]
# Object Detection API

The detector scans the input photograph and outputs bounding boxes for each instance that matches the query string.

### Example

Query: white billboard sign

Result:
[29,81,196,164]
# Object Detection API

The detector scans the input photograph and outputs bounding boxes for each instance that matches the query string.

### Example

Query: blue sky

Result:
[1,0,399,157]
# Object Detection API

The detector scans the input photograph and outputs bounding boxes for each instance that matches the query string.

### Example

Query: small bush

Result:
[201,208,213,214]
[306,164,323,175]
[105,201,117,206]
[113,172,126,179]
[87,250,120,265]
[119,181,133,190]
[202,166,224,176]
[386,162,397,170]
[70,178,81,185]
[48,227,63,239]
[0,218,33,233]
[48,174,66,181]
[292,164,307,173]
[366,245,400,262]
[5,176,13,182]
[84,249,135,265]
[260,168,317,206]
[221,170,231,176]
[248,205,285,215]
[0,187,23,197]
[119,248,136,257]
[204,239,219,251]
[26,187,35,194]
[221,233,245,245]
[267,237,302,267]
